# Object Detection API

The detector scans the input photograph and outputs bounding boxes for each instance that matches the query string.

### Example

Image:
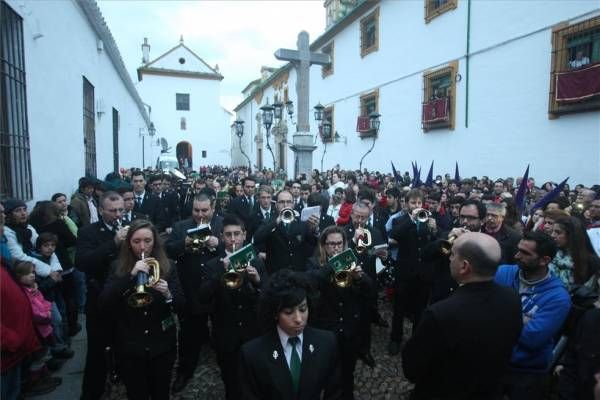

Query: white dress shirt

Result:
[277,325,303,368]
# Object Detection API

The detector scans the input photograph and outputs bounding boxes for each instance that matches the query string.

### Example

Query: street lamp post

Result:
[359,111,381,171]
[260,100,277,171]
[234,118,252,172]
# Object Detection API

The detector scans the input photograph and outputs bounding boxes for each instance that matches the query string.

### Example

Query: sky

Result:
[98,0,326,112]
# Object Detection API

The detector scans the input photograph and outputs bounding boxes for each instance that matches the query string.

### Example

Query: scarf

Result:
[548,250,574,288]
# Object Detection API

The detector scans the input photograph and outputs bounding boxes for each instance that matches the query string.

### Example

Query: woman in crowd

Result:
[98,219,184,400]
[550,216,600,289]
[336,187,356,226]
[29,201,79,336]
[307,226,373,399]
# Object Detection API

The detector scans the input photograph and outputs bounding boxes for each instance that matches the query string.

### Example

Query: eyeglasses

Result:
[459,215,479,221]
[277,200,294,205]
[325,241,344,247]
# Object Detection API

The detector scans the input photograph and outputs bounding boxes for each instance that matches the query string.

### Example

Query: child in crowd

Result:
[13,261,62,394]
[32,233,74,359]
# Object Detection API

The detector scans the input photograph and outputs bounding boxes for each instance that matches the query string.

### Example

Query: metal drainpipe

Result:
[465,0,471,128]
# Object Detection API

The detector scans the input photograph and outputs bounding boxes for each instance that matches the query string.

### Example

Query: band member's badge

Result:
[309,344,314,353]
[273,350,279,360]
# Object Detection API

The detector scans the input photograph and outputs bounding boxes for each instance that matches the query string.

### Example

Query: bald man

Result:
[402,232,522,400]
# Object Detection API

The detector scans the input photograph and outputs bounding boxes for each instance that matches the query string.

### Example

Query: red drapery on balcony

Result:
[356,116,371,133]
[422,97,449,123]
[555,62,600,103]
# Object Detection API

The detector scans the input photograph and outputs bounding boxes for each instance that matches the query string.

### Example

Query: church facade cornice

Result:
[137,66,224,81]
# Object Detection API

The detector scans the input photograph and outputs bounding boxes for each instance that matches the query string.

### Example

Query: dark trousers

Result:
[216,348,241,400]
[176,312,209,377]
[502,370,547,400]
[60,272,79,334]
[81,292,112,400]
[338,335,359,400]
[390,278,430,343]
[119,351,176,400]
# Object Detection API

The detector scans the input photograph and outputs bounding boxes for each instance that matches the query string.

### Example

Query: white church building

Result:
[1,0,151,203]
[136,37,233,170]
[233,0,600,186]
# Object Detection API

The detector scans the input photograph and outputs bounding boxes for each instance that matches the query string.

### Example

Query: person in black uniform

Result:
[118,186,148,225]
[248,185,275,238]
[228,176,256,232]
[98,219,184,400]
[253,191,319,274]
[307,226,373,399]
[165,193,223,392]
[199,215,266,400]
[388,189,438,356]
[341,201,388,367]
[402,232,522,400]
[239,269,342,400]
[131,171,165,231]
[76,191,128,400]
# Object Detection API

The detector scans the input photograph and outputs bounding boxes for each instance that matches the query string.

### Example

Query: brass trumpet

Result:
[222,243,247,290]
[440,227,469,256]
[127,252,160,308]
[355,224,372,254]
[415,209,432,223]
[189,219,211,253]
[334,262,356,288]
[280,208,298,224]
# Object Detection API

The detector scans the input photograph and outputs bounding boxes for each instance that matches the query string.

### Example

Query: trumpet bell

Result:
[127,290,154,308]
[334,270,353,288]
[416,209,432,223]
[280,208,296,224]
[223,271,244,290]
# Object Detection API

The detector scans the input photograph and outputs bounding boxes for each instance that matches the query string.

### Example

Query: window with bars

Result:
[422,61,457,132]
[176,93,190,111]
[425,0,457,23]
[83,77,96,177]
[112,108,119,173]
[360,8,379,58]
[548,16,600,118]
[1,2,33,200]
[322,42,334,78]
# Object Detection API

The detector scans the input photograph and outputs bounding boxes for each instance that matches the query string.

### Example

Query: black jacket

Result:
[200,250,267,354]
[239,326,342,400]
[98,261,184,359]
[402,280,522,400]
[133,192,166,231]
[307,262,373,346]
[253,219,317,274]
[390,214,437,282]
[486,224,521,265]
[164,216,223,314]
[75,221,120,292]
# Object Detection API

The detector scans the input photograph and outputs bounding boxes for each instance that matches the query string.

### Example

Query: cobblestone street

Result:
[43,296,414,399]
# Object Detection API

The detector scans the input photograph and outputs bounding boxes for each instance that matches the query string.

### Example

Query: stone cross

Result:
[274,31,330,178]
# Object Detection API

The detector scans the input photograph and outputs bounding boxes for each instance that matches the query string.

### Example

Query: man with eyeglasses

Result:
[75,191,127,400]
[200,215,266,400]
[485,203,521,264]
[253,191,319,275]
